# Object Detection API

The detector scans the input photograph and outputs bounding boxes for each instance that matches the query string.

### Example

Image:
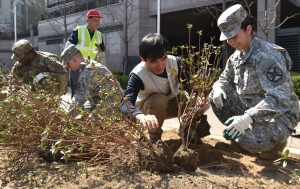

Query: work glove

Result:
[223,114,253,140]
[212,87,226,109]
[33,72,50,85]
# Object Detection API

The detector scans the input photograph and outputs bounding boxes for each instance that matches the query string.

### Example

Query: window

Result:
[17,16,24,28]
[17,3,25,14]
[46,38,63,45]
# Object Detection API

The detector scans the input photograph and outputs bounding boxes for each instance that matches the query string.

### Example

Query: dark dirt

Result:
[173,147,198,171]
[1,130,300,188]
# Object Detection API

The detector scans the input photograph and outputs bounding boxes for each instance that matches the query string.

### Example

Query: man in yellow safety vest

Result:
[65,9,107,97]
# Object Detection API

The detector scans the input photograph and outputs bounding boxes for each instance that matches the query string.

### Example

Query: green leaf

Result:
[55,140,61,146]
[187,23,193,28]
[295,169,300,176]
[41,130,49,139]
[285,149,289,157]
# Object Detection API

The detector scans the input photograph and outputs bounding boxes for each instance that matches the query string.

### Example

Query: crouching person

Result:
[121,33,207,144]
[60,44,122,117]
[210,4,300,160]
[11,39,68,96]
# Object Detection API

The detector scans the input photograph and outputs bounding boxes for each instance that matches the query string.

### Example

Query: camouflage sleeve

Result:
[69,68,93,111]
[212,54,235,93]
[245,57,291,123]
[95,63,123,94]
[44,57,69,96]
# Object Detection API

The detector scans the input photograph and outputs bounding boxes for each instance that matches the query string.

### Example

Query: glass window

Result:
[17,3,25,14]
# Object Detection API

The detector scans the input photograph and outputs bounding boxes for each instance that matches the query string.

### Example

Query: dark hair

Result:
[138,33,170,61]
[241,15,256,31]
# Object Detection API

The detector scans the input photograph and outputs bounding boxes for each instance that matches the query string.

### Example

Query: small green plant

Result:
[274,149,300,182]
[274,149,289,167]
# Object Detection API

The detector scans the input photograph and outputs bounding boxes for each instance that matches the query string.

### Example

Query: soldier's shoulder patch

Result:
[266,67,283,82]
[258,58,287,87]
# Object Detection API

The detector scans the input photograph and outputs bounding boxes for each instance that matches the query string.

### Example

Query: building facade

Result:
[1,0,300,73]
[0,0,26,32]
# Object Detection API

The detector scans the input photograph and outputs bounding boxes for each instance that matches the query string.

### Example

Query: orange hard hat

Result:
[86,9,104,18]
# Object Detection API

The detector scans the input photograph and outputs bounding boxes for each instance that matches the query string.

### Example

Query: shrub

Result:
[290,71,300,97]
[115,75,129,89]
[111,70,129,89]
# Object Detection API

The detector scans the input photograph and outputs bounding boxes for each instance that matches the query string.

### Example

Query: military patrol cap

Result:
[217,4,248,41]
[60,44,81,66]
[11,39,34,61]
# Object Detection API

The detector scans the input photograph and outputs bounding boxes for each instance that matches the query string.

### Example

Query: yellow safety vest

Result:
[77,25,102,59]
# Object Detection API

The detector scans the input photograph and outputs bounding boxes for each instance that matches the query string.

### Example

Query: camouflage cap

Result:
[11,39,33,61]
[60,44,81,66]
[217,4,248,41]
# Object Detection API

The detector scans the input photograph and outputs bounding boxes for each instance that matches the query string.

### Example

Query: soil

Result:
[1,130,300,189]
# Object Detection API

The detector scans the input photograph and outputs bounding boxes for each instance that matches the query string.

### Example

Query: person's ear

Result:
[247,25,252,34]
[68,58,74,66]
[139,56,146,62]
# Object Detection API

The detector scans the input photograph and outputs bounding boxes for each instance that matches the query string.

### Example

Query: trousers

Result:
[136,93,186,138]
[209,88,291,153]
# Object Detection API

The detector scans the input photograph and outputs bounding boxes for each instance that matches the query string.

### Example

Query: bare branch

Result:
[270,13,300,30]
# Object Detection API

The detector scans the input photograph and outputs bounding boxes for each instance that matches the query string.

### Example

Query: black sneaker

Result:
[149,137,161,144]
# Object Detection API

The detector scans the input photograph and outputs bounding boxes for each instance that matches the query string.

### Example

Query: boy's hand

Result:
[135,114,159,130]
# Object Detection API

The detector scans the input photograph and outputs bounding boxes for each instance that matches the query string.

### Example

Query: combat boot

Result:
[258,140,287,160]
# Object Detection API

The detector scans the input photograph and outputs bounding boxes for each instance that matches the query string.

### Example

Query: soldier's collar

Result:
[240,36,257,62]
[30,53,40,66]
[79,64,85,71]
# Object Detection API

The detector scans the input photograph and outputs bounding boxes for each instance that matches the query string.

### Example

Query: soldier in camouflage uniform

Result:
[209,4,300,160]
[60,44,122,116]
[11,39,68,96]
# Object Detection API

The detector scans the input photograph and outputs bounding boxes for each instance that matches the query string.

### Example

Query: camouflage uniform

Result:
[209,36,300,153]
[60,44,122,115]
[11,39,68,96]
[70,62,121,113]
